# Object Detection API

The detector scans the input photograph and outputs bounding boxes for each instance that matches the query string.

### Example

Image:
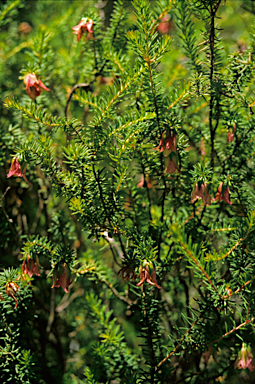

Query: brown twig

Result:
[102,279,134,306]
[155,317,199,371]
[65,82,92,119]
[56,288,84,313]
[210,317,255,345]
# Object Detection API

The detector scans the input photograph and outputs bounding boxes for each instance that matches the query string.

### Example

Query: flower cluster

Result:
[191,181,232,206]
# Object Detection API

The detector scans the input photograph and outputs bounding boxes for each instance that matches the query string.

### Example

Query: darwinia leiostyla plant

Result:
[2,0,255,383]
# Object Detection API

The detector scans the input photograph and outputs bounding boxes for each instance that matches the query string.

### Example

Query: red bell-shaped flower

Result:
[72,18,93,41]
[23,73,50,100]
[136,261,161,289]
[52,264,72,293]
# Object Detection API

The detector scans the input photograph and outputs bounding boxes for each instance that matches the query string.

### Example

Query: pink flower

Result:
[236,343,254,371]
[72,18,93,41]
[227,123,236,143]
[157,16,172,34]
[154,130,177,154]
[214,182,232,205]
[7,158,30,184]
[7,158,23,178]
[164,155,179,175]
[191,182,212,206]
[22,257,40,277]
[137,261,161,289]
[23,73,50,100]
[52,265,72,293]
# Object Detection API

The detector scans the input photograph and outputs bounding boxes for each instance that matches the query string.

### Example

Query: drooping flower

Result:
[5,282,19,309]
[118,266,137,282]
[164,154,179,175]
[154,130,177,155]
[214,182,232,205]
[157,15,172,34]
[227,123,237,143]
[52,264,72,293]
[137,261,161,289]
[18,22,32,34]
[236,343,254,371]
[23,73,50,100]
[72,18,93,41]
[7,158,23,178]
[191,182,212,206]
[22,257,40,278]
[7,158,29,184]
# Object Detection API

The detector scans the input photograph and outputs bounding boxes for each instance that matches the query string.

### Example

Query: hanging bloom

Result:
[154,130,177,155]
[23,73,50,100]
[118,266,137,282]
[164,154,179,175]
[5,282,19,309]
[214,182,232,205]
[137,261,161,289]
[227,123,237,143]
[52,264,72,293]
[191,182,212,206]
[22,257,40,278]
[157,15,172,34]
[7,158,23,178]
[7,158,29,184]
[236,343,254,371]
[18,22,32,34]
[72,18,93,41]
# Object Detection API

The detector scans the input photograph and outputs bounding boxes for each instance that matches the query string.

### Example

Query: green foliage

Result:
[2,0,255,383]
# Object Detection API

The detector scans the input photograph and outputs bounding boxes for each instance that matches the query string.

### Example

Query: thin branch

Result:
[155,317,199,370]
[65,83,92,119]
[210,317,255,345]
[101,278,134,306]
[102,231,124,262]
[56,288,84,313]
